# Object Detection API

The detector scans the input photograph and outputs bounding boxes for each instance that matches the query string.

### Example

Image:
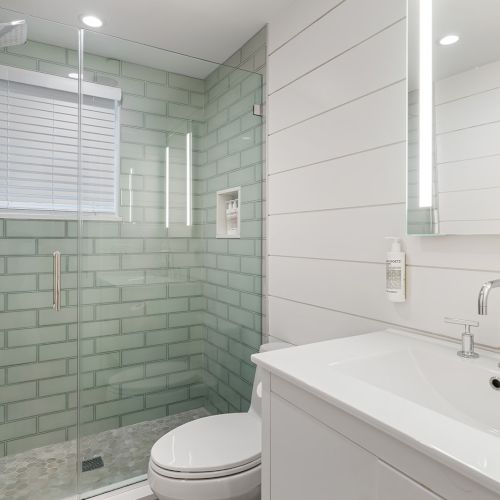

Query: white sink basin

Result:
[330,345,500,434]
[252,329,500,493]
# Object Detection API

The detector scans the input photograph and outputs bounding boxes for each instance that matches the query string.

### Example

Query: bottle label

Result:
[386,265,401,290]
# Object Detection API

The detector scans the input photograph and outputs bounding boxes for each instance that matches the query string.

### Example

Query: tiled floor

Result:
[0,408,210,500]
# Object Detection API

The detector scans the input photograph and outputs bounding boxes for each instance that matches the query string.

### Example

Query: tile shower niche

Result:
[216,187,241,238]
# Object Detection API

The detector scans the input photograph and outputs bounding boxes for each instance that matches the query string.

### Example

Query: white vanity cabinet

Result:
[268,392,439,500]
[260,373,500,500]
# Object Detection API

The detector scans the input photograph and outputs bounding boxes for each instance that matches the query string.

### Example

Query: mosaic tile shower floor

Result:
[0,408,210,500]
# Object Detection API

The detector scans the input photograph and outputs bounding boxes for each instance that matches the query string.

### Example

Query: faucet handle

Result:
[444,317,479,332]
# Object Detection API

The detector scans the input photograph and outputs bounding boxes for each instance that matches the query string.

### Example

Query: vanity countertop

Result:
[252,329,500,495]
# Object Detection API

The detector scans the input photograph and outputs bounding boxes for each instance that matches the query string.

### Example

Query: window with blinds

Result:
[0,69,120,217]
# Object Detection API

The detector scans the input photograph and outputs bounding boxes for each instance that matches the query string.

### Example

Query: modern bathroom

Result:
[0,0,499,499]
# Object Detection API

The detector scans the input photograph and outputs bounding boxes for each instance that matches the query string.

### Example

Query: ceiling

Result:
[408,0,500,90]
[0,0,295,78]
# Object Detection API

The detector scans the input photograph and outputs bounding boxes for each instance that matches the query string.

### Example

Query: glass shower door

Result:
[0,10,82,500]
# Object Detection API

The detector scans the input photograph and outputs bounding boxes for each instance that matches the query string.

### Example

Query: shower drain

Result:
[82,456,104,472]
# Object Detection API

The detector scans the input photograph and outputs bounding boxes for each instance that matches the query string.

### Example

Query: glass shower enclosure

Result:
[0,9,264,499]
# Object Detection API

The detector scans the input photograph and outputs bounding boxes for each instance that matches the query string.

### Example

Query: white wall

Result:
[267,0,500,349]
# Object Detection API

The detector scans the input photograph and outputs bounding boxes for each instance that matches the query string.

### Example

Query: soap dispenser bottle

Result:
[385,237,406,302]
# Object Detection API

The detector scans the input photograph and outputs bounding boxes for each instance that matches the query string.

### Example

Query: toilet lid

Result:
[151,413,261,473]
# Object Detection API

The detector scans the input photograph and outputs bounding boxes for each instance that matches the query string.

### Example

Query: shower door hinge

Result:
[253,104,264,117]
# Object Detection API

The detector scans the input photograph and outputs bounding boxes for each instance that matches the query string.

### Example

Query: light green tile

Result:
[94,238,143,254]
[168,397,205,414]
[81,255,120,271]
[81,222,120,238]
[121,375,166,396]
[79,417,119,438]
[80,287,120,305]
[168,369,203,387]
[96,333,144,353]
[121,126,167,146]
[122,62,166,84]
[169,73,204,93]
[169,311,201,328]
[8,360,67,383]
[39,409,77,432]
[122,314,166,334]
[146,82,188,103]
[0,275,36,293]
[39,375,77,396]
[8,291,52,310]
[7,256,52,274]
[80,320,120,338]
[121,407,166,426]
[145,388,188,409]
[168,282,202,297]
[80,353,120,372]
[80,387,116,406]
[95,365,144,387]
[39,306,81,326]
[144,114,188,133]
[0,345,36,367]
[8,394,65,420]
[7,430,66,455]
[0,382,36,403]
[122,284,166,301]
[123,94,166,115]
[122,345,166,365]
[145,328,189,346]
[95,302,145,321]
[228,273,254,292]
[169,340,204,358]
[39,341,77,361]
[146,297,189,315]
[0,239,35,255]
[6,220,64,238]
[95,396,143,419]
[145,359,188,377]
[0,419,36,441]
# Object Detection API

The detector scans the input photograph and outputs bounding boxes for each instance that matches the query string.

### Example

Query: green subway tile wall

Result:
[0,28,265,458]
[199,28,266,414]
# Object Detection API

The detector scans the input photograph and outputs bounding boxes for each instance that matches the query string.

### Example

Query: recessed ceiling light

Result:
[68,72,79,79]
[439,34,459,46]
[80,15,103,28]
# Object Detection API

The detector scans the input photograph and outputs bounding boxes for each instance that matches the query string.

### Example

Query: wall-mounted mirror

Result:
[408,0,500,235]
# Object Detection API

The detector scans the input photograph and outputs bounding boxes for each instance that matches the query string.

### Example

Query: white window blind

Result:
[0,69,121,215]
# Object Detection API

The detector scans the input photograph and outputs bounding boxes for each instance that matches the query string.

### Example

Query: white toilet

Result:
[148,342,289,500]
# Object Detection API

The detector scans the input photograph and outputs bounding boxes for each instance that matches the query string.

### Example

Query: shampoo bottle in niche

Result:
[385,237,406,302]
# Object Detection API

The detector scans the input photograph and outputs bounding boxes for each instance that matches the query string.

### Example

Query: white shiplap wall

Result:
[267,0,500,349]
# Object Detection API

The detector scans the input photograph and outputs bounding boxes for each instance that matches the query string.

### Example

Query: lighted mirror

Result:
[407,0,500,235]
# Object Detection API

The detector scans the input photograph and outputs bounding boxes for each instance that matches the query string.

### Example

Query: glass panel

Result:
[0,9,80,500]
[78,29,263,496]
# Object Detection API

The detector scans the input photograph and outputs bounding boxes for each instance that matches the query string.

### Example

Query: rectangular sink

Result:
[330,346,500,434]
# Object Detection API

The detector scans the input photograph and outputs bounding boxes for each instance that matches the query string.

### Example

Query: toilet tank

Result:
[249,341,291,417]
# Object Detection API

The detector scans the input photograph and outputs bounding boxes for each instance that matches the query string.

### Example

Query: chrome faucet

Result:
[478,279,500,315]
[445,317,479,358]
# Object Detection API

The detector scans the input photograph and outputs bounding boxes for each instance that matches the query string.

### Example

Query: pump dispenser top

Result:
[385,236,402,253]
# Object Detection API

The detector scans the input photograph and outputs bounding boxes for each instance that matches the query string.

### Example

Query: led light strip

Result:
[186,132,192,226]
[165,146,170,228]
[419,0,433,208]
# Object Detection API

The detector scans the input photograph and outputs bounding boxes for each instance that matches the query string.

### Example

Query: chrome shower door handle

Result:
[53,250,61,311]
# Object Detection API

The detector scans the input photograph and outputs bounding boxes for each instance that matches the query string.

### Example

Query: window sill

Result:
[0,210,123,222]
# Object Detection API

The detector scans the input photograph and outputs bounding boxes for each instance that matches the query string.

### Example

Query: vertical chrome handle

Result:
[53,250,61,311]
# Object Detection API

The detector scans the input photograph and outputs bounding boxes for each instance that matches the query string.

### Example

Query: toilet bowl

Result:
[148,342,290,500]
